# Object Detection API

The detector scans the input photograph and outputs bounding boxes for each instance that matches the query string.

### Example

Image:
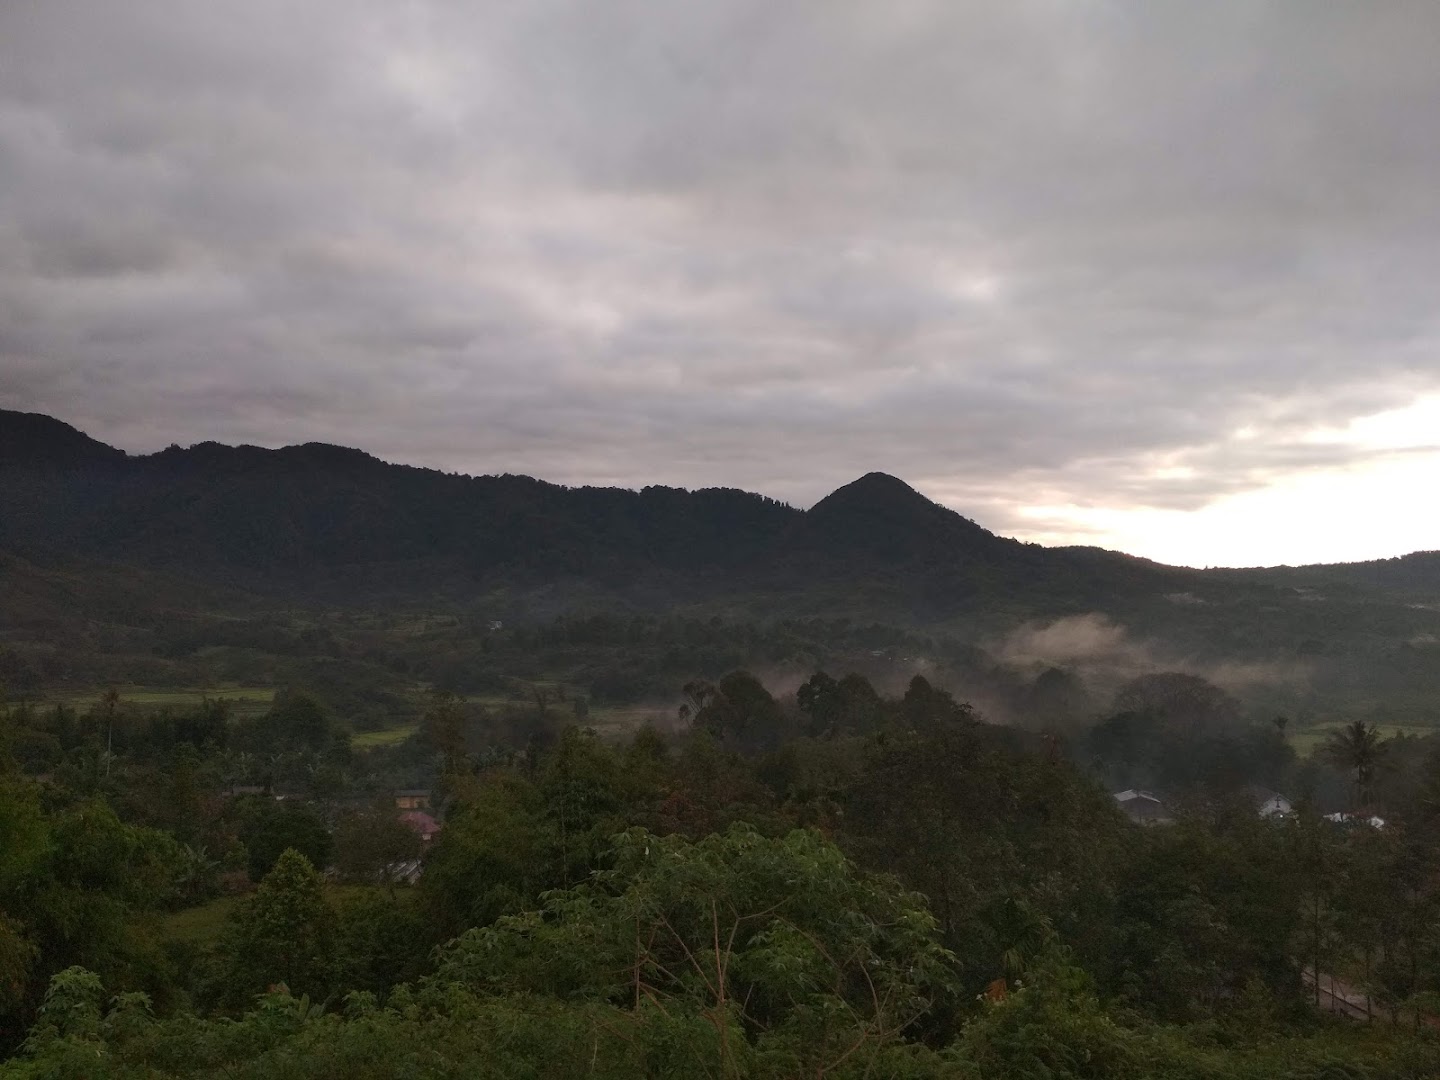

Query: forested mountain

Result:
[0,409,1205,609]
[0,409,1430,618]
[1308,551,1440,597]
[0,410,126,467]
[3,409,1440,719]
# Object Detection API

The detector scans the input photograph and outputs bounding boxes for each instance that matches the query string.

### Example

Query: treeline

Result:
[5,668,1440,1076]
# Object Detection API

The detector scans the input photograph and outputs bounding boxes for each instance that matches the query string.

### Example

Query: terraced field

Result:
[45,685,276,720]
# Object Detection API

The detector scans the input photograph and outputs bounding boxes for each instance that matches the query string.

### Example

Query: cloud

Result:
[991,614,1310,705]
[3,1,1440,562]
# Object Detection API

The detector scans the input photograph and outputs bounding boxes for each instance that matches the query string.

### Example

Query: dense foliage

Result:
[4,662,1440,1077]
[5,411,1440,1074]
[7,408,1440,727]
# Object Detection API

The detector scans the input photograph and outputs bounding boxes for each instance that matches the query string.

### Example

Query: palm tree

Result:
[1323,720,1388,812]
[983,895,1055,986]
[101,686,119,777]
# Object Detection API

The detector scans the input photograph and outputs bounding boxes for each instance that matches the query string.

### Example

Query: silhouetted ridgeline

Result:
[2,409,1438,649]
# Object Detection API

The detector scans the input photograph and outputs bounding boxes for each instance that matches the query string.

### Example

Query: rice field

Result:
[36,681,670,744]
[45,685,276,719]
[352,723,420,747]
[585,704,672,734]
[1288,719,1437,757]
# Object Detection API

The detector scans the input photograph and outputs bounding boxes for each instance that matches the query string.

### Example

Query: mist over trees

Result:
[6,655,1440,1076]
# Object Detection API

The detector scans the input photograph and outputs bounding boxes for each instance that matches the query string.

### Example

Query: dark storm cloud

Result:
[3,0,1439,534]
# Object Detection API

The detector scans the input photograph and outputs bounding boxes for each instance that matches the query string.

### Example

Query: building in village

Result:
[1113,789,1171,825]
[394,788,432,811]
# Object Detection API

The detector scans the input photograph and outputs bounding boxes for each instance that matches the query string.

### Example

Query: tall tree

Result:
[1323,721,1389,811]
[796,671,842,738]
[423,690,469,778]
[221,849,335,1005]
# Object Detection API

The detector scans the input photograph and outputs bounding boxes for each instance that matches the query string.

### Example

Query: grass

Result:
[585,704,671,735]
[1290,719,1437,757]
[47,685,276,719]
[159,885,417,946]
[353,723,420,747]
[159,896,242,944]
[347,699,667,748]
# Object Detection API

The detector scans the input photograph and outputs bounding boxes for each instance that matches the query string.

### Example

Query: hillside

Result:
[0,410,1190,612]
[0,410,126,467]
[2,409,1439,718]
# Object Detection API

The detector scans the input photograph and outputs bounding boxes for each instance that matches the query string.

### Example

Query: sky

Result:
[2,1,1439,569]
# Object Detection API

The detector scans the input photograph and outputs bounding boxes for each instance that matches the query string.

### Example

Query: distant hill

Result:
[1309,551,1440,597]
[2,408,1439,718]
[0,409,1200,614]
[0,410,126,467]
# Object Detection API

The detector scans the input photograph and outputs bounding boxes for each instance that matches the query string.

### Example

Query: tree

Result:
[1113,673,1239,733]
[685,671,785,749]
[1287,804,1344,1012]
[423,690,469,777]
[843,717,1034,991]
[333,891,428,997]
[0,914,34,1019]
[899,675,972,730]
[539,727,625,887]
[254,690,336,755]
[435,825,957,1076]
[658,730,778,839]
[1025,667,1094,733]
[836,672,885,734]
[221,849,335,1005]
[333,804,422,887]
[1110,818,1299,1020]
[242,802,333,881]
[1323,720,1389,811]
[797,671,843,738]
[955,951,1143,1080]
[420,771,550,938]
[0,785,180,1048]
[99,687,119,778]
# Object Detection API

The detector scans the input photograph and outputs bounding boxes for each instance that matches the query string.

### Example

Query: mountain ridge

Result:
[0,408,1196,621]
[1,408,1436,599]
[0,409,127,467]
[5,408,1440,720]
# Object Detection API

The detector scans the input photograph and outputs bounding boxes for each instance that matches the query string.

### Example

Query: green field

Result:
[353,723,420,747]
[586,704,672,734]
[159,895,243,944]
[31,679,669,747]
[46,685,276,719]
[1289,719,1437,757]
[159,885,417,946]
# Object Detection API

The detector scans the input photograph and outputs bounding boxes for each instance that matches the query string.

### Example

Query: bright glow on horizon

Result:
[1006,397,1440,567]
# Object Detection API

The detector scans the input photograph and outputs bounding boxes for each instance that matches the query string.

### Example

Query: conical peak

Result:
[815,472,923,506]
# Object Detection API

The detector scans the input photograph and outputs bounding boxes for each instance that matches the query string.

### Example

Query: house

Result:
[394,789,432,811]
[1251,787,1293,819]
[385,858,424,886]
[1323,811,1386,829]
[225,784,299,801]
[1113,789,1171,825]
[399,810,442,844]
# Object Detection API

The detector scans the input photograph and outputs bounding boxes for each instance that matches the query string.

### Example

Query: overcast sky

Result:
[3,1,1439,567]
